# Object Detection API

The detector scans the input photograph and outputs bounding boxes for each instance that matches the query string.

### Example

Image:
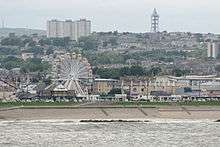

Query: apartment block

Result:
[47,19,91,41]
[207,41,220,58]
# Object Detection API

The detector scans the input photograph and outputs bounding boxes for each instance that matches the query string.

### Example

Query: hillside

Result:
[0,28,46,37]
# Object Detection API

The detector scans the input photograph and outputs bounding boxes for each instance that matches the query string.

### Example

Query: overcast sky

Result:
[0,0,219,33]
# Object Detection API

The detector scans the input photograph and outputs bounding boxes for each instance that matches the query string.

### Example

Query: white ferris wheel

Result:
[52,52,93,96]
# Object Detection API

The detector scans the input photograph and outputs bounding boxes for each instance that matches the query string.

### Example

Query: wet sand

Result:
[1,106,220,120]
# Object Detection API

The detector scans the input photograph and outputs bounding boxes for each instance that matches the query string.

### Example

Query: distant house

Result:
[21,52,34,61]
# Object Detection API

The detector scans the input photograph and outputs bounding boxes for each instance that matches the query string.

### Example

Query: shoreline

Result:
[0,118,219,123]
[1,106,220,121]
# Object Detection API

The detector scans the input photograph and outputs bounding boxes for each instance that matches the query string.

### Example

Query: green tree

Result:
[113,31,118,36]
[172,68,190,77]
[148,66,162,76]
[129,66,145,76]
[39,38,52,46]
[22,38,33,46]
[52,38,65,47]
[109,37,118,46]
[172,68,184,77]
[21,58,51,73]
[93,68,121,79]
[1,37,23,46]
[94,66,146,79]
[108,88,121,96]
[120,67,131,76]
[26,46,44,55]
[0,56,23,70]
[0,47,20,55]
[102,41,108,47]
[46,48,54,55]
[85,52,125,65]
[78,36,98,50]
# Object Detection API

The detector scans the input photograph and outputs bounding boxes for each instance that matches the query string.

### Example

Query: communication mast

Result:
[151,8,159,33]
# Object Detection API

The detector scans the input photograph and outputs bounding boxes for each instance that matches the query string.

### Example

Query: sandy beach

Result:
[1,106,220,120]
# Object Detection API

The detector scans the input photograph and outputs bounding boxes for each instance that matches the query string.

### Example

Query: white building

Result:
[207,41,220,58]
[21,52,34,61]
[47,20,64,38]
[63,20,73,38]
[47,19,91,41]
[76,19,91,39]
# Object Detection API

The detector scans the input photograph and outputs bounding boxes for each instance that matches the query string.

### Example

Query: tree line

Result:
[93,66,163,79]
[93,65,191,79]
[0,56,50,73]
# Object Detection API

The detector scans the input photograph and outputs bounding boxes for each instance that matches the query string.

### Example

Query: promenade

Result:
[1,104,220,120]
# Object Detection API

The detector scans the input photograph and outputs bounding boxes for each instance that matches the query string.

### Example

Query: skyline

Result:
[0,0,220,33]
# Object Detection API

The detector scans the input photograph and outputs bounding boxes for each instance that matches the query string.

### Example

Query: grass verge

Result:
[0,101,79,108]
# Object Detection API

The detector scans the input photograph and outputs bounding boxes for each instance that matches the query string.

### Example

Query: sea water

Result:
[0,119,219,147]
